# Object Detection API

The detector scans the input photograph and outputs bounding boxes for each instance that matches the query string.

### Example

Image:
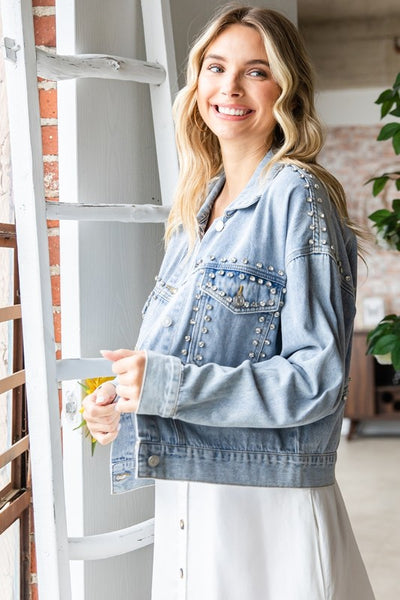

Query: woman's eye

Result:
[208,64,224,73]
[248,69,267,78]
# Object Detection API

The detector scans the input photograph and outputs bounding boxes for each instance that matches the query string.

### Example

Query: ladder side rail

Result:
[36,47,166,84]
[141,0,179,207]
[1,0,71,597]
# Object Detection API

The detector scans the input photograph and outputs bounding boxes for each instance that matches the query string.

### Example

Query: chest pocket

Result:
[201,265,284,313]
[141,279,177,318]
[197,263,286,364]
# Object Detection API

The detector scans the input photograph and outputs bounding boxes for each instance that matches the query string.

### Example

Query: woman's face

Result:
[197,24,281,153]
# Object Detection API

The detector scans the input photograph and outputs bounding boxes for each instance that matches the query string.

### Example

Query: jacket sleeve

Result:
[136,249,355,429]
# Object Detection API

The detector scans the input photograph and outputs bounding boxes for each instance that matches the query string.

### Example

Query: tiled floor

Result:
[336,434,400,600]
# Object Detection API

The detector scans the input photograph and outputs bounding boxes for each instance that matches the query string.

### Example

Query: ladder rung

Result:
[0,304,22,323]
[46,201,170,223]
[36,48,166,84]
[0,435,29,469]
[0,370,25,395]
[68,517,154,561]
[56,358,114,381]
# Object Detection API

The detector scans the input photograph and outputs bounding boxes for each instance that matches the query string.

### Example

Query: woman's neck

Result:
[220,144,268,206]
[206,144,269,228]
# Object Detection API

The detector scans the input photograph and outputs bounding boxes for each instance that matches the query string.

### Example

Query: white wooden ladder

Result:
[0,0,178,597]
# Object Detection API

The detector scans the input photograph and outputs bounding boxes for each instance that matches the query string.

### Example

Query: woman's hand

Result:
[101,349,146,414]
[82,381,120,446]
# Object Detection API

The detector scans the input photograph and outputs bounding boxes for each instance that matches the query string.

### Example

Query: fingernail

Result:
[96,395,105,404]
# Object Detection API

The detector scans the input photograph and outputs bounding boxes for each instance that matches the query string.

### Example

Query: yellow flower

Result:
[76,376,115,455]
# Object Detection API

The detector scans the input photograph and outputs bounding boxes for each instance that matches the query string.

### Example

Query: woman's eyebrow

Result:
[204,54,270,67]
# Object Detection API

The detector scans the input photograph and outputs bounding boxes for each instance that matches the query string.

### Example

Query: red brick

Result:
[48,234,59,266]
[53,310,61,344]
[51,274,60,305]
[39,88,57,119]
[43,161,59,195]
[47,219,60,229]
[41,125,58,155]
[33,0,55,6]
[33,15,56,47]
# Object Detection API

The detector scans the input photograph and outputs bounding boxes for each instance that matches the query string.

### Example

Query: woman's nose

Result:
[221,73,243,97]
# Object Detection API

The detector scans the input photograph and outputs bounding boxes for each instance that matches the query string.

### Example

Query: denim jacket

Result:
[111,150,357,493]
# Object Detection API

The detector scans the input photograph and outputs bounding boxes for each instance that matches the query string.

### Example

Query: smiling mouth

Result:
[216,105,252,116]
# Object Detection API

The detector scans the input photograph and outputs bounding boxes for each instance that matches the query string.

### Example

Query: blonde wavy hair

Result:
[166,4,363,249]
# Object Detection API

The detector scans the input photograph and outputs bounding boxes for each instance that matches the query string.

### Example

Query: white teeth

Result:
[218,106,249,116]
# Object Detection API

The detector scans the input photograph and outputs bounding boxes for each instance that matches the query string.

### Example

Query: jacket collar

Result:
[197,148,279,227]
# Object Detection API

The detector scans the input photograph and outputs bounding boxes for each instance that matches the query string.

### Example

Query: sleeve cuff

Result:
[137,350,182,418]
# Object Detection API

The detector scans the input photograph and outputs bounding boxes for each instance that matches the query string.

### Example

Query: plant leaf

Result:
[394,72,400,90]
[372,334,399,355]
[392,199,400,215]
[391,344,400,371]
[393,130,400,155]
[377,122,400,141]
[390,106,400,118]
[375,89,394,104]
[372,176,389,196]
[368,209,391,223]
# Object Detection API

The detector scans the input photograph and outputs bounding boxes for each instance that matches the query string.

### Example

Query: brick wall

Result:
[32,1,58,598]
[320,126,400,330]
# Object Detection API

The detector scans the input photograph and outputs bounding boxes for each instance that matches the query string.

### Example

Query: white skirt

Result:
[151,479,375,600]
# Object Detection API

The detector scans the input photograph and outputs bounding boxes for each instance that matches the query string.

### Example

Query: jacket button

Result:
[215,219,224,231]
[162,316,172,327]
[148,455,160,467]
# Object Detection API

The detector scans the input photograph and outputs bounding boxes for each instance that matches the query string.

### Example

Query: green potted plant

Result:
[366,73,400,372]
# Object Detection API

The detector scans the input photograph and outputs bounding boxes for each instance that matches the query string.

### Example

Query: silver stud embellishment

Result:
[256,262,263,268]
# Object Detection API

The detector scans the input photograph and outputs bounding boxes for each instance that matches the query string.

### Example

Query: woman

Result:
[83,6,375,599]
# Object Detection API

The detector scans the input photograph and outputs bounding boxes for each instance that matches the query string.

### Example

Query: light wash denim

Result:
[111,150,357,493]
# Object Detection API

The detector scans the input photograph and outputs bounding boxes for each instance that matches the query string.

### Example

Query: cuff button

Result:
[148,455,160,468]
